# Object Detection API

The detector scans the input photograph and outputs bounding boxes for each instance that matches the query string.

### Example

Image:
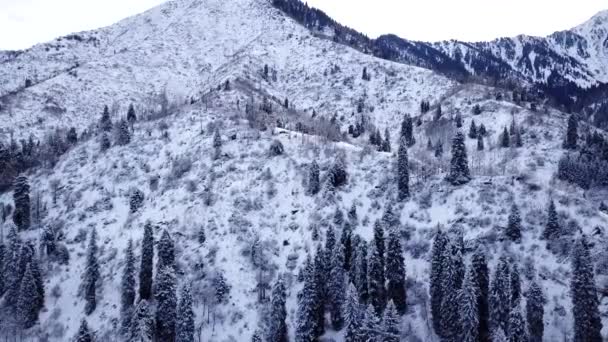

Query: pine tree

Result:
[157,230,175,272]
[382,204,400,232]
[373,220,386,271]
[328,154,348,188]
[308,160,320,195]
[121,240,136,334]
[348,203,358,225]
[213,128,222,148]
[341,222,354,271]
[510,263,521,305]
[400,114,416,147]
[76,319,94,342]
[515,128,523,147]
[430,230,448,335]
[500,127,510,148]
[127,103,137,124]
[13,175,31,231]
[563,114,578,150]
[447,131,471,185]
[469,120,478,139]
[17,262,39,329]
[506,204,522,242]
[343,283,363,342]
[570,237,602,342]
[381,128,391,152]
[4,226,23,307]
[67,127,78,144]
[472,247,490,342]
[459,267,479,342]
[139,222,154,300]
[155,266,177,342]
[455,113,463,128]
[507,306,528,342]
[397,136,409,201]
[526,281,544,342]
[367,243,386,315]
[490,256,511,334]
[382,301,400,342]
[385,232,406,315]
[117,119,131,145]
[29,256,45,313]
[477,134,484,151]
[176,283,195,342]
[100,132,111,150]
[83,228,99,315]
[100,105,112,132]
[439,240,462,340]
[333,207,345,227]
[267,278,288,342]
[354,242,369,304]
[542,200,560,240]
[296,256,320,342]
[361,304,382,341]
[128,299,154,342]
[478,124,487,137]
[328,243,346,329]
[312,246,326,336]
[493,328,508,342]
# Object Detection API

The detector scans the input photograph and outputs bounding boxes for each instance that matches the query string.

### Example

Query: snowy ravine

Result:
[1,0,608,341]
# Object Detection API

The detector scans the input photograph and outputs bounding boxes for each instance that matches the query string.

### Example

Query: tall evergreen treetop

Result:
[570,236,602,342]
[543,200,561,240]
[139,222,154,300]
[397,136,410,201]
[176,283,195,342]
[447,131,471,185]
[563,114,578,150]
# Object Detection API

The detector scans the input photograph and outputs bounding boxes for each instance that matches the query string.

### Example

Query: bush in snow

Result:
[129,188,145,213]
[269,140,284,156]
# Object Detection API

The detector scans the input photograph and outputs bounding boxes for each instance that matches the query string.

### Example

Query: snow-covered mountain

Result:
[1,0,608,342]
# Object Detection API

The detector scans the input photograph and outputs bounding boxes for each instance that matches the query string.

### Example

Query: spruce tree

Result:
[526,281,544,342]
[139,222,154,300]
[469,120,478,139]
[382,128,391,152]
[296,255,320,342]
[563,114,578,150]
[490,256,511,334]
[127,103,137,124]
[542,200,560,240]
[29,256,45,313]
[76,319,94,342]
[507,306,528,342]
[213,128,222,148]
[354,242,369,304]
[117,119,131,145]
[515,128,523,147]
[17,262,39,329]
[397,136,410,201]
[439,240,462,340]
[83,228,99,315]
[308,160,320,195]
[570,237,602,342]
[382,301,400,342]
[13,175,31,231]
[128,299,154,342]
[176,283,195,342]
[100,105,112,132]
[312,246,326,336]
[121,239,136,334]
[459,267,479,342]
[373,220,386,270]
[267,278,288,342]
[430,230,448,335]
[328,243,346,329]
[155,266,177,342]
[343,283,362,342]
[500,127,510,148]
[382,204,400,231]
[493,328,508,342]
[506,204,522,242]
[510,263,521,305]
[157,230,175,272]
[4,226,22,307]
[386,231,406,315]
[478,123,487,137]
[447,131,471,185]
[400,114,415,147]
[455,113,463,128]
[361,304,382,341]
[367,243,386,315]
[341,222,353,271]
[100,132,111,151]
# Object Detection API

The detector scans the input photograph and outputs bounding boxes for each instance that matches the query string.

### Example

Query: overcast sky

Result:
[0,0,606,50]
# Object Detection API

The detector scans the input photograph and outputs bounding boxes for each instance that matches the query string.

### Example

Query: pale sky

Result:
[0,0,606,50]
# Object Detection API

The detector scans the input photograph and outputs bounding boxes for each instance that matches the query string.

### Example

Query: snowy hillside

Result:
[1,0,608,342]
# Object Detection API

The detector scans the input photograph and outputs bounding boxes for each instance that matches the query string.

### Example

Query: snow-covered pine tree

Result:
[472,247,490,342]
[307,160,320,195]
[76,319,94,342]
[468,120,478,139]
[127,103,137,124]
[312,246,326,336]
[506,204,522,242]
[400,114,416,147]
[382,128,391,152]
[328,242,346,329]
[100,132,111,151]
[29,256,45,313]
[489,256,511,334]
[382,204,400,232]
[354,242,369,304]
[176,283,195,342]
[397,136,409,201]
[367,242,387,315]
[100,105,112,132]
[361,304,382,341]
[83,228,99,315]
[373,220,386,270]
[17,262,39,329]
[563,114,578,150]
[507,306,528,342]
[439,239,462,340]
[570,236,602,342]
[478,123,487,136]
[213,128,222,148]
[328,154,348,188]
[455,113,463,128]
[526,281,544,342]
[333,207,345,227]
[492,328,508,342]
[515,128,523,147]
[510,262,521,305]
[341,221,353,271]
[4,226,23,307]
[267,278,288,342]
[13,175,31,231]
[459,266,479,342]
[430,229,448,335]
[386,231,406,315]
[121,239,136,334]
[128,299,154,342]
[296,256,320,342]
[155,266,177,342]
[157,230,175,272]
[67,127,78,144]
[542,200,560,240]
[117,119,131,145]
[139,222,154,300]
[347,203,358,226]
[500,127,510,148]
[342,283,362,342]
[382,301,401,342]
[446,131,471,185]
[427,138,434,151]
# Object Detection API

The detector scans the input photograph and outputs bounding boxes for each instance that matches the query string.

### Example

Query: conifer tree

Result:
[76,319,94,342]
[117,119,131,145]
[312,246,326,336]
[510,263,521,305]
[570,237,602,342]
[515,128,523,147]
[447,131,471,185]
[308,160,320,195]
[155,266,177,342]
[506,204,522,242]
[4,226,23,308]
[373,220,386,270]
[439,240,462,340]
[328,243,346,329]
[343,283,362,342]
[526,281,544,342]
[100,105,112,132]
[296,255,320,342]
[386,232,406,314]
[121,239,136,334]
[493,328,508,342]
[500,127,510,148]
[100,132,111,151]
[490,256,511,334]
[459,267,479,342]
[67,127,78,144]
[542,200,560,240]
[400,114,416,147]
[361,304,382,341]
[29,256,45,313]
[176,283,195,342]
[17,262,39,329]
[127,103,137,124]
[367,243,386,315]
[563,114,578,150]
[128,299,154,342]
[430,230,448,335]
[354,242,369,304]
[341,222,353,271]
[477,134,484,151]
[427,138,434,151]
[139,222,154,300]
[478,123,487,137]
[383,301,400,342]
[157,230,175,272]
[434,140,444,158]
[507,306,528,342]
[397,136,409,201]
[347,203,358,225]
[455,113,463,128]
[13,175,31,231]
[267,278,288,342]
[213,128,222,148]
[469,120,478,139]
[83,229,99,315]
[382,128,391,152]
